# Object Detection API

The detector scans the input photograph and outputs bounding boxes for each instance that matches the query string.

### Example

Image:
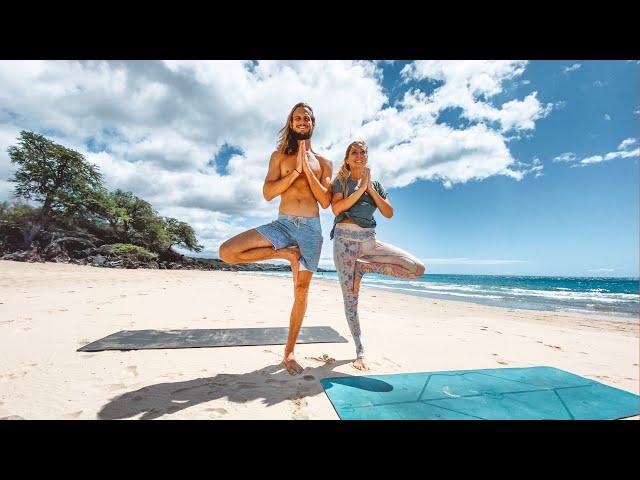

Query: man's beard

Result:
[291,130,312,141]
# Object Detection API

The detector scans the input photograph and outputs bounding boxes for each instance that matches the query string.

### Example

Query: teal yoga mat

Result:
[321,366,640,420]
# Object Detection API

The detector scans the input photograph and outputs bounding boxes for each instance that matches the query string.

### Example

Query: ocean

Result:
[241,271,639,319]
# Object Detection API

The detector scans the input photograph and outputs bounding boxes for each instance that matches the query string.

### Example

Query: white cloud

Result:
[560,137,638,168]
[604,113,611,121]
[553,152,577,163]
[579,155,604,165]
[514,157,544,178]
[618,138,637,150]
[588,268,615,273]
[0,60,555,254]
[593,80,606,87]
[400,60,553,133]
[562,63,582,74]
[576,140,638,167]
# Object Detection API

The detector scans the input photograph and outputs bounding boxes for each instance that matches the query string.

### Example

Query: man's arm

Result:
[302,153,333,209]
[263,151,301,201]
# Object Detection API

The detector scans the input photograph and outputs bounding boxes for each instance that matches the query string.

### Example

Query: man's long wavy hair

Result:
[333,140,368,197]
[276,102,316,155]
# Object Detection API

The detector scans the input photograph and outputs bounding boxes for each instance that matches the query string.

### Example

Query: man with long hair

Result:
[219,103,333,375]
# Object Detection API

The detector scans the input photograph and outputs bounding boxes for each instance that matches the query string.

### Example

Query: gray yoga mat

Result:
[77,326,348,352]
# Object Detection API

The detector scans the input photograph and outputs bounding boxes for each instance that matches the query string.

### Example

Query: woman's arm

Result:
[331,172,369,216]
[367,181,393,218]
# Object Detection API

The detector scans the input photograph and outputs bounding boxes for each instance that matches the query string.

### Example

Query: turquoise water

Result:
[244,272,639,319]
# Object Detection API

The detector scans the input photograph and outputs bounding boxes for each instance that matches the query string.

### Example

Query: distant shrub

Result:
[106,243,158,262]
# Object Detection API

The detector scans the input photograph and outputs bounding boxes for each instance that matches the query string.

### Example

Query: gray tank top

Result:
[330,177,387,239]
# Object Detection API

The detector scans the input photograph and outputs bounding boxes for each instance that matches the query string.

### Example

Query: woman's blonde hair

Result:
[333,140,368,196]
[276,102,315,155]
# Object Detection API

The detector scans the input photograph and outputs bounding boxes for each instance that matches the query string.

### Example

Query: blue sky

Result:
[0,60,637,276]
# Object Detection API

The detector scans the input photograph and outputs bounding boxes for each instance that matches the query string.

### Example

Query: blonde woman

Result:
[330,141,425,370]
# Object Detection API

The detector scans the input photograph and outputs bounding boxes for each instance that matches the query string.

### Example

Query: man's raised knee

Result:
[415,262,426,277]
[218,241,236,264]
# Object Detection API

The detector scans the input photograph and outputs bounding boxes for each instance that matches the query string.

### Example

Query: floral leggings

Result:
[332,223,425,359]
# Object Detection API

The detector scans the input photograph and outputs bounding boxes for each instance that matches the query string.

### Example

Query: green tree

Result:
[7,131,103,245]
[89,189,169,250]
[162,217,204,253]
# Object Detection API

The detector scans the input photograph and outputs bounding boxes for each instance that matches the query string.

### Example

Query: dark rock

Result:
[52,252,71,263]
[87,254,106,266]
[44,242,64,260]
[2,251,29,261]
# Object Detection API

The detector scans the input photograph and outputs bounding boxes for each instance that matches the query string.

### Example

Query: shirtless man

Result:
[218,103,333,375]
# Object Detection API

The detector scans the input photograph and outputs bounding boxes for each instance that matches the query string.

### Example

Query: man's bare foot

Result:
[352,358,369,371]
[283,352,304,375]
[281,247,301,284]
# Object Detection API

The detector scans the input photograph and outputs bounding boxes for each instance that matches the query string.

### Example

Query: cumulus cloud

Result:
[0,60,554,254]
[400,60,553,133]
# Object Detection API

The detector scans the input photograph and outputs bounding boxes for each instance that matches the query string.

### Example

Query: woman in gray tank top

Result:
[331,140,426,371]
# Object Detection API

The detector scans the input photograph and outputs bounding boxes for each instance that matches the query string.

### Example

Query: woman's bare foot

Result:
[281,247,301,284]
[283,351,304,375]
[352,357,368,371]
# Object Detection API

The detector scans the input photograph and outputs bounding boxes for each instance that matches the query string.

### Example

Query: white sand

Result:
[0,260,637,420]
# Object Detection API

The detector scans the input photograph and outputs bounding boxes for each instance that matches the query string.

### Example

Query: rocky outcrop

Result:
[0,221,329,272]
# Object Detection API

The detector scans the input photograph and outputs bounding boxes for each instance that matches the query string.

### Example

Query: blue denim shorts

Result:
[255,215,323,272]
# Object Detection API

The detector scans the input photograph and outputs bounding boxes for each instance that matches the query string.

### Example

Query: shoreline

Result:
[239,271,640,324]
[1,261,638,420]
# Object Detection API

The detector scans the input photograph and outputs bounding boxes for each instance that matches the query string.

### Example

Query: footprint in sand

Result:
[205,407,228,418]
[383,357,401,367]
[544,344,562,351]
[265,379,287,385]
[62,410,83,419]
[497,360,509,365]
[126,366,138,377]
[292,397,309,420]
[303,375,315,381]
[106,383,128,392]
[306,354,335,365]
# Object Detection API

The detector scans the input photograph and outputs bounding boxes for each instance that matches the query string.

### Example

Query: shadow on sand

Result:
[98,360,366,419]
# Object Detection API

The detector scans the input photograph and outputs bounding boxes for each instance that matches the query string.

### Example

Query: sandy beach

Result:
[0,260,637,420]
